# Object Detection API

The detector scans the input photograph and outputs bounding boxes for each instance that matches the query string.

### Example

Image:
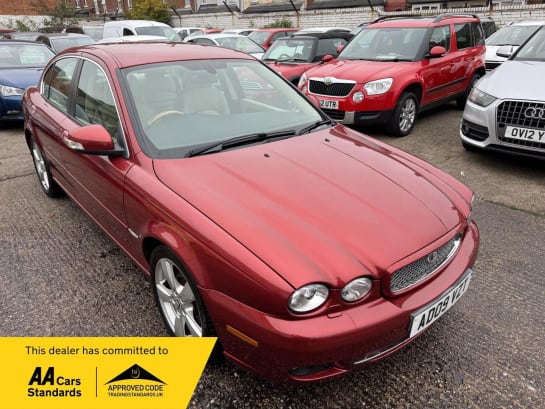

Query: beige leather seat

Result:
[182,71,229,115]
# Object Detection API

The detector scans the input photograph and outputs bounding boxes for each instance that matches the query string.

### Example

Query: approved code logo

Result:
[105,364,166,398]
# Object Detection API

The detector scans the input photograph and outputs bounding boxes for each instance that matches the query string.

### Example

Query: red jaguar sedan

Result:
[23,42,479,383]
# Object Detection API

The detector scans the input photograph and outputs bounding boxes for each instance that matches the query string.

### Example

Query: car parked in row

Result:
[248,28,300,50]
[23,41,478,384]
[484,20,545,70]
[64,25,104,41]
[0,40,54,125]
[184,33,266,59]
[35,33,94,53]
[263,32,352,84]
[174,26,202,41]
[103,20,179,41]
[461,25,545,159]
[298,14,486,136]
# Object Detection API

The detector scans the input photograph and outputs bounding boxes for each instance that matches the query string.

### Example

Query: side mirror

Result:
[64,124,124,155]
[496,45,515,58]
[428,45,447,58]
[322,54,334,63]
[336,44,345,54]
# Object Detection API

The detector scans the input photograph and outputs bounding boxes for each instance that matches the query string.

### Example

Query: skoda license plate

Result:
[319,99,338,110]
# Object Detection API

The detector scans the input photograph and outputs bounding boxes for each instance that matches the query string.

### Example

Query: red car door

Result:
[45,58,133,250]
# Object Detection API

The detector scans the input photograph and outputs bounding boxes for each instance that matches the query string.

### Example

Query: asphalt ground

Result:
[1,102,544,408]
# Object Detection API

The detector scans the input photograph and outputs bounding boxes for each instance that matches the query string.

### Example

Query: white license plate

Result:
[409,270,472,338]
[319,99,338,110]
[505,126,545,143]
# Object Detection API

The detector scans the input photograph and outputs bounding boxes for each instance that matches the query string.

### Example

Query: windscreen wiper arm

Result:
[297,119,335,135]
[186,129,297,157]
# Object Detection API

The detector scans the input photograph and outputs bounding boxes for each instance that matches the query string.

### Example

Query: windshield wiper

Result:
[186,129,297,157]
[297,119,335,135]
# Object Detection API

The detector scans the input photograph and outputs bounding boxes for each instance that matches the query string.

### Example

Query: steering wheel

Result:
[147,110,185,127]
[277,54,290,60]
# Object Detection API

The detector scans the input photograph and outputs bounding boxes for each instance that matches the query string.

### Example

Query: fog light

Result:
[352,91,364,103]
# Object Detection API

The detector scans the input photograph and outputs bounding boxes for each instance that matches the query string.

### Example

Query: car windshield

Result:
[122,59,323,159]
[263,38,315,62]
[0,43,54,68]
[339,27,427,61]
[83,27,104,41]
[486,24,541,46]
[248,31,269,46]
[50,36,94,52]
[512,26,545,61]
[135,26,179,41]
[215,36,264,53]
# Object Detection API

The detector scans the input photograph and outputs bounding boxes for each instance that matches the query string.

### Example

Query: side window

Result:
[75,60,121,142]
[471,22,485,46]
[454,23,471,49]
[42,57,78,113]
[429,26,451,52]
[123,28,134,36]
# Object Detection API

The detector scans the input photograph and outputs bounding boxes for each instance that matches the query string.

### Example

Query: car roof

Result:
[505,19,545,26]
[189,33,247,40]
[57,42,254,68]
[37,32,92,38]
[369,13,481,29]
[252,28,299,33]
[291,31,353,41]
[0,39,49,45]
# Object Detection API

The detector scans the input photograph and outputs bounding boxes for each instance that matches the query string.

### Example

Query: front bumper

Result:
[461,100,545,159]
[202,222,479,383]
[323,108,396,126]
[0,96,24,121]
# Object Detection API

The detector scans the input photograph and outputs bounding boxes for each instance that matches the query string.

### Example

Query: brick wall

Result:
[2,4,545,31]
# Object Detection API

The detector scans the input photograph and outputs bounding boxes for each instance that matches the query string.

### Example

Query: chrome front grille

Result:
[497,100,545,147]
[309,79,355,97]
[390,235,461,293]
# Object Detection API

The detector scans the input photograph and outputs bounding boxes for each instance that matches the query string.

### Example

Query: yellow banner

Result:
[0,337,216,409]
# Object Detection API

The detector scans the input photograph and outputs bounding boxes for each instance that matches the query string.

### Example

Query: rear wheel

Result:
[30,137,63,198]
[387,92,418,137]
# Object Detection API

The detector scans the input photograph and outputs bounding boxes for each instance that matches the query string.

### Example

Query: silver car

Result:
[460,25,545,159]
[484,20,545,70]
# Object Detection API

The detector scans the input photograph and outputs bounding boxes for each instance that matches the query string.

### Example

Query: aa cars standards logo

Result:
[105,364,166,398]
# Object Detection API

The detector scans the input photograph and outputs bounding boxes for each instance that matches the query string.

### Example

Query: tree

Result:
[126,0,171,25]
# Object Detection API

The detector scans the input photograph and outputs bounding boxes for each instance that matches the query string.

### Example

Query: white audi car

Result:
[460,25,545,159]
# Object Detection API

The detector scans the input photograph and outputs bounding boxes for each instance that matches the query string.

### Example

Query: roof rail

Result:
[433,13,479,23]
[371,14,423,24]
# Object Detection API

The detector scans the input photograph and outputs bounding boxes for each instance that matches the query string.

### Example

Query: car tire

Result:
[387,92,418,137]
[150,245,220,341]
[30,137,63,198]
[456,73,481,110]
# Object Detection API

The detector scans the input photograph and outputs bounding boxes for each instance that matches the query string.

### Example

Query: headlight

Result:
[289,283,328,313]
[297,73,307,89]
[363,78,393,95]
[0,85,25,97]
[341,277,372,302]
[468,87,496,107]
